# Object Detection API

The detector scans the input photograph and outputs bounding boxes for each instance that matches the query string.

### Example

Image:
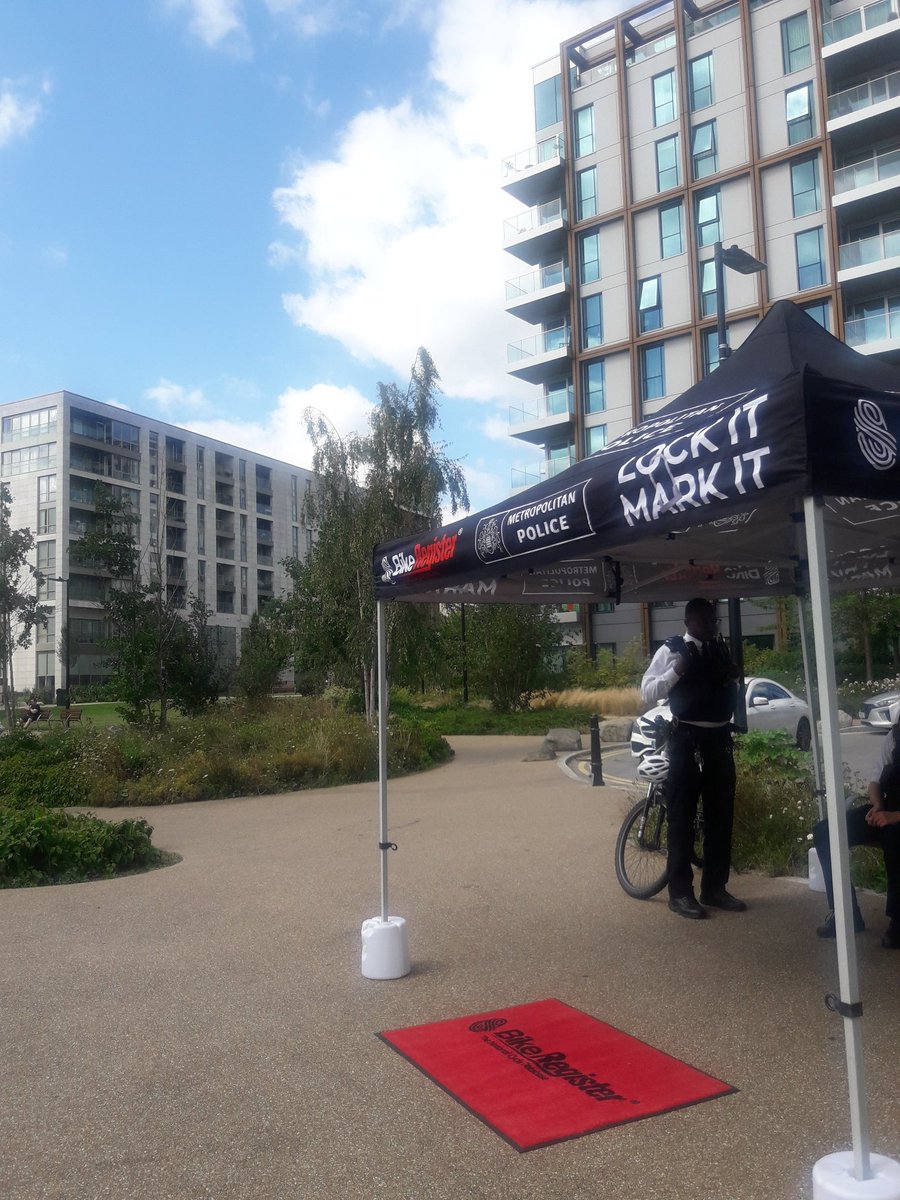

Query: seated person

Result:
[20,697,42,728]
[812,720,900,949]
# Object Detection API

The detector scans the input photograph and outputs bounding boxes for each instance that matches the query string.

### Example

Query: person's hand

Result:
[673,653,688,677]
[866,808,900,828]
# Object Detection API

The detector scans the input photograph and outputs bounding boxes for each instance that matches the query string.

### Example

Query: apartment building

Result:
[0,391,315,695]
[502,0,900,652]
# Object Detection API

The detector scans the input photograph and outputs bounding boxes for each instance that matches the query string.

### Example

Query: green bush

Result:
[0,807,158,887]
[0,731,90,808]
[732,729,820,876]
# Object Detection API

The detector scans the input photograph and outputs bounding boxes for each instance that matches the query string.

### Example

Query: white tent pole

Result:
[360,600,410,979]
[377,598,390,923]
[796,593,824,814]
[803,495,871,1181]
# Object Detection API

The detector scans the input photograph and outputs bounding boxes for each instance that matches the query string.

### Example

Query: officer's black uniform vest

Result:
[665,635,737,725]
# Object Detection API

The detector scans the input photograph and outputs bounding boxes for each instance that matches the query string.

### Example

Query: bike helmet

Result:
[636,752,669,782]
[630,714,659,758]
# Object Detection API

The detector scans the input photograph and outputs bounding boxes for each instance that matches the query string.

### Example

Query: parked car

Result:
[634,676,812,753]
[858,688,900,730]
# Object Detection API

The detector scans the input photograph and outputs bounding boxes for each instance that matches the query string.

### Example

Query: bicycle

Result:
[614,714,704,900]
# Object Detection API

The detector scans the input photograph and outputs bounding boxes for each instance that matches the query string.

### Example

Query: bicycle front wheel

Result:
[614,785,669,900]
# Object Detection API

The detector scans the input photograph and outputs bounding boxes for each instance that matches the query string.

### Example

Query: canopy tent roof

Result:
[372,302,900,606]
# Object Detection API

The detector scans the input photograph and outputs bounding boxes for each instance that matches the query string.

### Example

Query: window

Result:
[197,560,206,604]
[35,651,54,689]
[240,566,248,616]
[291,526,300,558]
[655,136,680,191]
[791,156,821,217]
[652,69,677,125]
[786,83,814,145]
[579,230,601,283]
[37,541,56,600]
[534,75,562,130]
[2,407,57,441]
[196,445,205,498]
[585,425,608,455]
[691,120,717,179]
[291,475,298,522]
[38,474,56,503]
[695,189,721,247]
[699,260,718,317]
[702,328,722,375]
[574,105,595,156]
[659,201,684,258]
[781,13,811,73]
[582,294,603,348]
[1,443,54,475]
[576,167,597,220]
[583,360,606,414]
[689,53,714,110]
[197,504,205,554]
[638,276,663,332]
[802,300,830,331]
[240,513,248,562]
[640,344,666,402]
[795,227,825,289]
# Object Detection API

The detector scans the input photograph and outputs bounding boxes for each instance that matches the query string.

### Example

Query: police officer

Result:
[641,597,746,920]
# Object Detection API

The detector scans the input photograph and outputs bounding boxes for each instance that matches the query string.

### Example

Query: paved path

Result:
[1,736,898,1199]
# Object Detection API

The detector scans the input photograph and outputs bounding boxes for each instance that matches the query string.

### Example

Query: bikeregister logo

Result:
[471,1022,634,1105]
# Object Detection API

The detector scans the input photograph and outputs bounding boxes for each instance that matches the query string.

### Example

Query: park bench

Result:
[60,707,83,729]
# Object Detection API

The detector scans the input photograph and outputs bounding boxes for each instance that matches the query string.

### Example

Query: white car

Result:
[635,676,812,752]
[858,688,900,730]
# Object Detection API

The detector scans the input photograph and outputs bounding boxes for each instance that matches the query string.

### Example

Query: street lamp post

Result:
[713,242,767,731]
[50,576,70,705]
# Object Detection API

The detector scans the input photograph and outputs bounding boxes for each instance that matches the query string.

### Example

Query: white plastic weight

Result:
[808,846,827,893]
[360,915,410,980]
[813,1152,900,1200]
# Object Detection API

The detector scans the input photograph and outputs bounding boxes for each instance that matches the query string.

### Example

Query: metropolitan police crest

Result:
[476,516,502,560]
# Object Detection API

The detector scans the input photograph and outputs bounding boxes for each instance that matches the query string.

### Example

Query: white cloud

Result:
[144,378,211,415]
[179,381,373,470]
[41,245,69,267]
[166,0,250,51]
[0,79,47,148]
[272,0,612,404]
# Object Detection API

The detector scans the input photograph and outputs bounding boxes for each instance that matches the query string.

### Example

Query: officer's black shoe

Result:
[816,909,865,938]
[700,889,747,912]
[668,895,707,920]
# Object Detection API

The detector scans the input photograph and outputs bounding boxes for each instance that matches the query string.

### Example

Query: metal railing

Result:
[507,326,570,364]
[833,145,900,192]
[823,0,898,45]
[839,227,900,269]
[508,387,574,426]
[501,135,565,177]
[503,198,566,244]
[845,309,900,346]
[505,261,568,301]
[829,68,900,119]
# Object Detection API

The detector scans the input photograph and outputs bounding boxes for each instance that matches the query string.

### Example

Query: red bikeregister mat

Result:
[378,997,735,1151]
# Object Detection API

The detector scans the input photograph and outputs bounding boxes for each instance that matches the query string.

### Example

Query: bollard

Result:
[590,714,604,786]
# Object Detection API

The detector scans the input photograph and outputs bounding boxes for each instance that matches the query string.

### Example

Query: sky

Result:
[0,0,617,512]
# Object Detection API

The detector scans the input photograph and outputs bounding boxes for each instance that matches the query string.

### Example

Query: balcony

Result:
[507,326,571,383]
[844,306,900,356]
[510,452,577,492]
[508,386,575,445]
[505,261,569,323]
[829,68,900,124]
[832,146,900,211]
[837,226,900,284]
[501,135,565,206]
[503,198,567,264]
[830,0,897,43]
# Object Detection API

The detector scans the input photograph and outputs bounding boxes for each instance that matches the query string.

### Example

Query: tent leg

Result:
[360,601,410,981]
[795,593,824,815]
[803,497,884,1191]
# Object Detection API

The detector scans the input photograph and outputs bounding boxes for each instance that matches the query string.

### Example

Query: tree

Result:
[0,483,48,726]
[832,589,900,680]
[234,611,291,703]
[455,603,565,711]
[276,349,468,719]
[71,490,219,726]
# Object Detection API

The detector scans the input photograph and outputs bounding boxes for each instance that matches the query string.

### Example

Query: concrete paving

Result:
[1,735,898,1200]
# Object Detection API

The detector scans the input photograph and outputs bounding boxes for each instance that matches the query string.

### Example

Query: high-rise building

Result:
[0,391,315,695]
[502,0,899,653]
